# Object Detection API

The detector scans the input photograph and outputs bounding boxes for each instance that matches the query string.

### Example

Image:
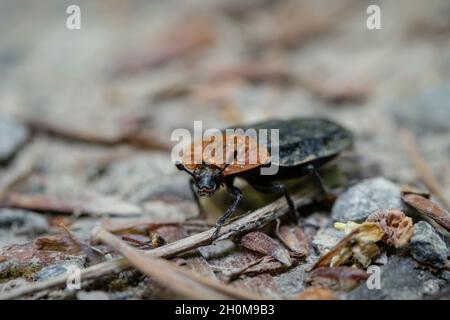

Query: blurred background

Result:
[0,0,449,286]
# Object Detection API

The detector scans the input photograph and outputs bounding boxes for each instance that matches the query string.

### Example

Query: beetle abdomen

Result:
[234,118,353,167]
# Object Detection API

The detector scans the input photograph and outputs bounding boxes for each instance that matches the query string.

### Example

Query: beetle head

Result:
[176,151,236,197]
[192,163,223,196]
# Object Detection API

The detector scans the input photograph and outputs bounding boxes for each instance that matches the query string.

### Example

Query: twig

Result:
[400,129,450,211]
[0,193,142,216]
[100,217,214,233]
[24,118,170,151]
[92,227,263,299]
[0,184,318,300]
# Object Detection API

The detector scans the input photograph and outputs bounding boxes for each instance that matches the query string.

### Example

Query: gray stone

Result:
[348,256,438,300]
[312,227,343,255]
[332,177,404,222]
[32,257,86,281]
[409,221,448,268]
[274,253,320,297]
[0,118,29,162]
[0,209,49,235]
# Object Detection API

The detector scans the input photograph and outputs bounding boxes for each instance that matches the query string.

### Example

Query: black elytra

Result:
[175,118,354,238]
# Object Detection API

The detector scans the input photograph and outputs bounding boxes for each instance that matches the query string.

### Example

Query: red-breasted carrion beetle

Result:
[176,118,353,237]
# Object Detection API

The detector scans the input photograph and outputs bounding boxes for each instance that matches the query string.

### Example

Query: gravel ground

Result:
[0,0,449,300]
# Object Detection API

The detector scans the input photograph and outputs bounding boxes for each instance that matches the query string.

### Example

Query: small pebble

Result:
[409,221,448,268]
[312,227,343,255]
[332,177,405,222]
[0,209,49,235]
[32,258,85,281]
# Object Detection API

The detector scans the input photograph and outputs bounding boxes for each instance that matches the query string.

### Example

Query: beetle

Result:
[175,118,353,236]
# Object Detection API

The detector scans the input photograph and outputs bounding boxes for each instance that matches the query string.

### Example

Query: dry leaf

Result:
[308,266,368,291]
[34,233,81,255]
[154,225,188,243]
[366,209,414,247]
[275,223,309,257]
[35,226,104,265]
[296,286,336,300]
[401,188,450,231]
[350,242,379,268]
[217,256,284,282]
[313,223,383,269]
[207,249,282,296]
[334,221,384,242]
[240,231,292,266]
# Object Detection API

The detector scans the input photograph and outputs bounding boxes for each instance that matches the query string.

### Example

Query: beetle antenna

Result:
[220,150,238,174]
[220,163,230,174]
[175,161,194,177]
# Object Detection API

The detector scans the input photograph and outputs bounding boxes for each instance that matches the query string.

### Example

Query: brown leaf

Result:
[207,249,282,297]
[218,256,288,282]
[308,267,368,291]
[34,233,81,255]
[296,286,336,300]
[154,225,189,243]
[35,226,104,265]
[241,231,292,266]
[401,189,450,231]
[275,223,309,256]
[2,192,142,216]
[366,209,414,247]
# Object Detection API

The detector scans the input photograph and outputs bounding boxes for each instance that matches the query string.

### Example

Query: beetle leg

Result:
[251,181,297,220]
[305,164,328,194]
[189,178,205,218]
[213,185,242,239]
